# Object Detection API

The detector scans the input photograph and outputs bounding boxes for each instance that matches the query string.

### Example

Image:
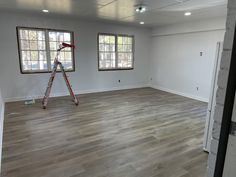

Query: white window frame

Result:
[98,33,134,71]
[17,26,75,74]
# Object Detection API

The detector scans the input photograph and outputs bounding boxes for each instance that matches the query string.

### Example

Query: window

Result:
[17,27,75,73]
[98,33,134,70]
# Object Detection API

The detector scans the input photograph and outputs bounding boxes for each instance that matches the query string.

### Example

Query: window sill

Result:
[98,68,134,71]
[20,69,75,74]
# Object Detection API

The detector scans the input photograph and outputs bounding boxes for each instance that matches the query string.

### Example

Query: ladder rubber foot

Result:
[43,106,46,109]
[75,103,79,106]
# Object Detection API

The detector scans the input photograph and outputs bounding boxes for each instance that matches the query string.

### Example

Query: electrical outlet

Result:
[200,52,203,56]
[118,80,121,83]
[150,77,152,81]
[196,87,199,91]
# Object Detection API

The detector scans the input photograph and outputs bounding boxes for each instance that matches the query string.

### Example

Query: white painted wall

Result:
[152,18,226,36]
[0,11,227,104]
[0,88,4,172]
[0,11,151,102]
[150,18,226,102]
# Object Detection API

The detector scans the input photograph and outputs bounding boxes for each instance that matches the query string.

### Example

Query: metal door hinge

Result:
[230,121,236,136]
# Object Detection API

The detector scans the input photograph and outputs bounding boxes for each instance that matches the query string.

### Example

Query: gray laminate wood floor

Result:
[2,88,208,177]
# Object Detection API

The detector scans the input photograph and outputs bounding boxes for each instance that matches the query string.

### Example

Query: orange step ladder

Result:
[42,43,79,109]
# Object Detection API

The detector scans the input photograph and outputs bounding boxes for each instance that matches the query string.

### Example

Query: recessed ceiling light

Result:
[185,12,191,16]
[140,21,145,25]
[135,5,147,13]
[42,9,49,13]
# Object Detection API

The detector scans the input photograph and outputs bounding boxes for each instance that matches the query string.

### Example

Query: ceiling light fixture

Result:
[42,9,49,13]
[184,12,191,16]
[140,21,145,25]
[135,4,147,13]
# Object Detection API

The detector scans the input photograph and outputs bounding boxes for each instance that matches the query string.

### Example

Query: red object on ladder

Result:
[42,43,79,109]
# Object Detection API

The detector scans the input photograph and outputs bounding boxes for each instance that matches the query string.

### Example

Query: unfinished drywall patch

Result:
[207,0,236,176]
[0,88,4,172]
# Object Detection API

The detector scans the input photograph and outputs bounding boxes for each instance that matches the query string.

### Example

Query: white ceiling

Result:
[0,0,228,27]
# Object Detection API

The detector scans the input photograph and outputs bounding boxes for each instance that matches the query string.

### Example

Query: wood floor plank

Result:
[1,88,208,177]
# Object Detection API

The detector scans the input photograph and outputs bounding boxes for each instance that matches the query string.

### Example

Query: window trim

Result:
[16,26,75,74]
[97,33,135,71]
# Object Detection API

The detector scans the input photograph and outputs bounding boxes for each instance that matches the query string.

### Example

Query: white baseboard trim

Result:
[4,84,148,102]
[4,84,209,103]
[151,85,209,103]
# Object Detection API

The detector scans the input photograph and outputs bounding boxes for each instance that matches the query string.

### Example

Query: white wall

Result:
[0,88,4,172]
[0,11,227,104]
[152,18,226,36]
[0,12,151,102]
[150,18,226,102]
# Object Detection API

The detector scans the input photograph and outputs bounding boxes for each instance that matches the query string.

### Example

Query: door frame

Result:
[214,25,236,177]
[203,42,223,152]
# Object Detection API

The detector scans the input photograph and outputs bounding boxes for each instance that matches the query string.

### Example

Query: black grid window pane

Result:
[98,34,116,70]
[18,28,48,72]
[48,31,74,71]
[98,34,134,70]
[17,27,75,73]
[117,36,133,69]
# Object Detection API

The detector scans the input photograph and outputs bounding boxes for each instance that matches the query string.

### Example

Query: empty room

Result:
[0,0,236,177]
